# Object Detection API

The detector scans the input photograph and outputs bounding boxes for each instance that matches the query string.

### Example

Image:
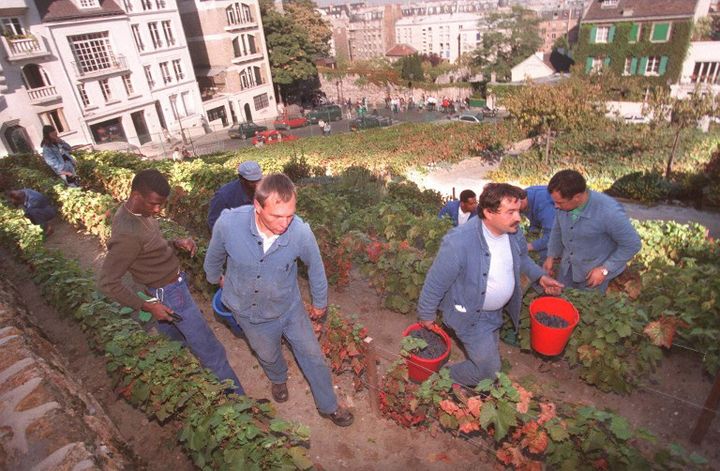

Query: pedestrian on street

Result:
[204,174,354,426]
[99,169,245,395]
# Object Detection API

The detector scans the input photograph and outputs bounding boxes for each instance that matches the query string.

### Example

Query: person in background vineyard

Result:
[418,183,564,387]
[438,189,478,227]
[207,161,262,232]
[40,125,78,187]
[543,170,641,293]
[204,174,354,427]
[519,185,556,260]
[6,188,57,236]
[99,169,245,396]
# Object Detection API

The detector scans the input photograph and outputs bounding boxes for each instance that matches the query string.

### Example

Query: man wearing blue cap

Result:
[207,160,263,231]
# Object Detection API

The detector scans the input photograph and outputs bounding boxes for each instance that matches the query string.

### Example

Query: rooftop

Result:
[582,0,699,23]
[36,0,125,22]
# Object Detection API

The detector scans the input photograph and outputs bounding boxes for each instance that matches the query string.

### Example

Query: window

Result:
[645,56,661,75]
[0,17,25,36]
[651,22,670,42]
[162,21,175,46]
[39,108,68,133]
[131,24,144,51]
[144,65,155,89]
[595,26,610,43]
[623,57,633,76]
[122,74,134,95]
[226,3,252,25]
[77,84,90,107]
[169,94,180,119]
[585,56,605,73]
[628,23,640,43]
[149,22,162,48]
[155,0,166,7]
[691,62,720,84]
[172,59,184,81]
[99,78,112,101]
[600,0,618,7]
[78,0,99,8]
[159,61,171,84]
[253,93,269,110]
[141,0,152,10]
[181,91,192,115]
[69,32,114,74]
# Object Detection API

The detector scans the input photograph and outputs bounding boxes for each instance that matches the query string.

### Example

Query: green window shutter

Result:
[608,25,616,43]
[652,22,670,41]
[630,57,638,75]
[638,56,648,76]
[603,57,611,67]
[585,57,594,73]
[589,25,597,44]
[659,56,669,75]
[629,23,639,42]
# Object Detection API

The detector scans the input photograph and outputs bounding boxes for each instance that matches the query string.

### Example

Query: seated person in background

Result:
[544,170,641,293]
[438,189,478,226]
[519,185,556,260]
[7,188,57,236]
[40,125,78,187]
[207,160,263,232]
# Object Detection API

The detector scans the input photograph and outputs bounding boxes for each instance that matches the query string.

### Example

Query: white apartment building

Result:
[178,0,277,128]
[395,13,485,62]
[0,0,203,155]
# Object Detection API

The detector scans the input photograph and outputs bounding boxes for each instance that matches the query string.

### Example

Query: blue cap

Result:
[237,161,263,181]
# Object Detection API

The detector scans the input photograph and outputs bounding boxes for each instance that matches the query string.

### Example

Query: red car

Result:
[251,130,299,145]
[273,115,308,130]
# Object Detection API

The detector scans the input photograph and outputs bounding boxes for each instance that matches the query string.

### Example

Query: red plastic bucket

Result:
[402,323,451,383]
[529,297,580,356]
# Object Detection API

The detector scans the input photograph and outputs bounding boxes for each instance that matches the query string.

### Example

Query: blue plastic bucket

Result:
[212,289,243,336]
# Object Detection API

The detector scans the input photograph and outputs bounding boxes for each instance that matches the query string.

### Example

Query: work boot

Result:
[319,407,354,427]
[271,383,289,403]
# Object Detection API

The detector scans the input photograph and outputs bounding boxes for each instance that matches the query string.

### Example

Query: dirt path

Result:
[406,156,720,237]
[14,219,719,469]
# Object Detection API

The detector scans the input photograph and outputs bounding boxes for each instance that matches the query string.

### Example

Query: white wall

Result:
[511,55,553,82]
[673,40,720,98]
[395,13,483,61]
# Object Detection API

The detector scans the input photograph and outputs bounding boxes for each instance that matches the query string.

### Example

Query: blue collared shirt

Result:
[204,205,328,324]
[524,185,556,254]
[438,199,477,227]
[547,191,641,282]
[207,179,253,231]
[417,217,545,330]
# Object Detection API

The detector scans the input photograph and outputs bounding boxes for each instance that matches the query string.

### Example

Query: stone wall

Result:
[0,274,133,470]
[318,73,474,107]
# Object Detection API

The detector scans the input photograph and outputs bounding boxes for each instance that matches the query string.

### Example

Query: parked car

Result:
[457,113,484,124]
[273,115,308,130]
[251,130,299,146]
[481,107,497,118]
[306,104,343,124]
[228,122,267,139]
[350,116,392,131]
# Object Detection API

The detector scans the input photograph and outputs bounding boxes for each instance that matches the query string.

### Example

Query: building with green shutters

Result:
[575,0,711,91]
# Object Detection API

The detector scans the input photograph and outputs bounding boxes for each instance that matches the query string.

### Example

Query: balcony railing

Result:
[27,85,60,104]
[1,35,50,61]
[72,54,128,78]
[231,51,263,65]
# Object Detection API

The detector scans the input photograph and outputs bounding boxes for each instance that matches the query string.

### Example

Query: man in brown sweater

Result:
[99,169,244,395]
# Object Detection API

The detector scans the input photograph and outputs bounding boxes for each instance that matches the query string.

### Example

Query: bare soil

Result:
[8,219,720,469]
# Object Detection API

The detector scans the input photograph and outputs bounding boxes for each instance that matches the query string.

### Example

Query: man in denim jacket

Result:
[204,174,353,427]
[418,183,563,387]
[543,170,641,293]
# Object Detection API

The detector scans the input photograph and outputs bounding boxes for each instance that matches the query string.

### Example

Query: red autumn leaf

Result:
[515,385,533,414]
[537,402,556,425]
[439,399,460,415]
[458,418,480,434]
[466,396,483,418]
[366,240,384,262]
[644,316,688,348]
[521,422,549,454]
[496,443,525,467]
[592,458,609,470]
[346,342,360,357]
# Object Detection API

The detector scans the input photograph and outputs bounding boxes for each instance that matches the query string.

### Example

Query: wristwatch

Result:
[600,267,609,277]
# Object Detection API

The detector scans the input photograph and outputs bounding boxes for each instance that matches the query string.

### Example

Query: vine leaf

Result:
[643,316,687,348]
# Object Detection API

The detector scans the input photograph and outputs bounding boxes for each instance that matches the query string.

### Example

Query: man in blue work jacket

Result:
[418,183,564,387]
[543,170,641,293]
[519,185,556,260]
[207,160,262,231]
[204,173,353,427]
[438,189,478,227]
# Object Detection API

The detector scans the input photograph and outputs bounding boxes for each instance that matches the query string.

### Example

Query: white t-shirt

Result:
[255,217,280,253]
[481,221,515,311]
[458,207,471,226]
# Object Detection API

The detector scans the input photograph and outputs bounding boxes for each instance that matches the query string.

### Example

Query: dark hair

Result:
[459,189,476,203]
[41,125,56,147]
[479,183,526,219]
[548,170,586,199]
[255,173,296,207]
[131,169,170,197]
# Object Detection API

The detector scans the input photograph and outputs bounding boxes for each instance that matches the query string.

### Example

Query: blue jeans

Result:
[26,207,56,229]
[151,274,244,395]
[235,305,338,414]
[443,308,503,387]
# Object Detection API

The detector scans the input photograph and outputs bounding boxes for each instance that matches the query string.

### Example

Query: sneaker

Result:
[271,383,289,403]
[319,407,354,427]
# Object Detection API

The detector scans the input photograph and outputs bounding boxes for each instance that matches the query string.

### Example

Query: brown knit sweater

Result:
[99,204,180,310]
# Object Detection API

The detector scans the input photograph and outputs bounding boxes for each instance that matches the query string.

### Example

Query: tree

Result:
[397,54,424,81]
[504,76,601,161]
[472,6,542,82]
[644,86,719,178]
[283,0,332,56]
